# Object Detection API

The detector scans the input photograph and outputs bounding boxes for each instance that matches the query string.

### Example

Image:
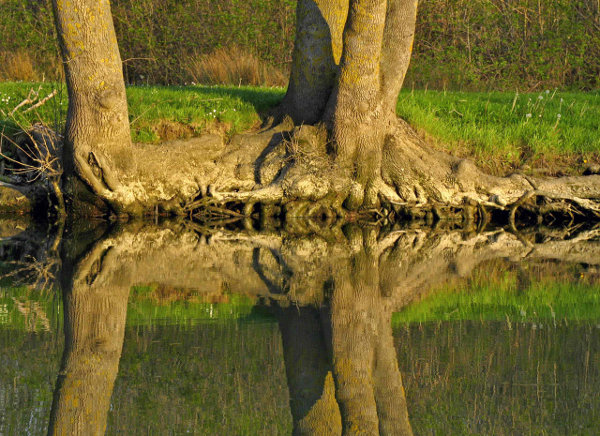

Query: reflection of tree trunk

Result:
[373,309,412,436]
[329,252,380,434]
[328,241,413,436]
[48,241,130,436]
[276,307,342,435]
[267,227,413,435]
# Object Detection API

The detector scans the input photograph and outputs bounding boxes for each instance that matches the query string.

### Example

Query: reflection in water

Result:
[0,220,599,434]
[265,227,413,435]
[48,239,130,435]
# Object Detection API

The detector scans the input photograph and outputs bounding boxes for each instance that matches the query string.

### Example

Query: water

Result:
[1,219,599,435]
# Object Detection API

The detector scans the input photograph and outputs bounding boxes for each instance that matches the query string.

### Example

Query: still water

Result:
[1,219,599,435]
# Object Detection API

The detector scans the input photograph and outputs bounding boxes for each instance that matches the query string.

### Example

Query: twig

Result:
[9,86,41,116]
[23,90,58,113]
[122,57,157,64]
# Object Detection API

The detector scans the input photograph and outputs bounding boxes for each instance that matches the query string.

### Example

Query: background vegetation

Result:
[0,0,598,90]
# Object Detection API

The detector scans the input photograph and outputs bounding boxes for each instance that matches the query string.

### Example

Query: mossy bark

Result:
[279,0,348,124]
[52,0,131,204]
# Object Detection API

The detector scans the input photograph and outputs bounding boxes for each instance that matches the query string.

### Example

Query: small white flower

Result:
[557,114,562,118]
[560,98,564,103]
[526,113,532,118]
[545,90,550,94]
[538,95,544,100]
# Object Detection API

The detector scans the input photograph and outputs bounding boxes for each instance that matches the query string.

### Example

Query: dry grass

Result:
[0,51,38,82]
[0,51,63,82]
[187,46,287,87]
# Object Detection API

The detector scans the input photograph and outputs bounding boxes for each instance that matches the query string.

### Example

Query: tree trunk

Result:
[52,0,131,205]
[327,227,413,435]
[47,0,600,224]
[279,0,348,124]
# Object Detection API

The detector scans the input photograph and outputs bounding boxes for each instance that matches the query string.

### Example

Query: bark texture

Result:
[279,0,348,124]
[52,0,132,204]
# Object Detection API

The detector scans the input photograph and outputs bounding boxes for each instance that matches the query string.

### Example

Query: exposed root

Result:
[178,118,600,229]
[3,115,599,229]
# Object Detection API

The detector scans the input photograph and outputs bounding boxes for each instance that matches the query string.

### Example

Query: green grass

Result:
[125,84,284,142]
[396,89,600,172]
[1,82,599,169]
[0,82,284,143]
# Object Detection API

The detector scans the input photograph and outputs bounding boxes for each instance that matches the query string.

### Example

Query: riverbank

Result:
[2,82,598,179]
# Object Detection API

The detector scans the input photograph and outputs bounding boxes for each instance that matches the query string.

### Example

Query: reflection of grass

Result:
[127,285,265,326]
[393,273,600,325]
[3,269,600,332]
[0,286,59,331]
[0,285,270,331]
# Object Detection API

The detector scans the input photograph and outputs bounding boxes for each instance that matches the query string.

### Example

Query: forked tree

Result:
[51,0,600,221]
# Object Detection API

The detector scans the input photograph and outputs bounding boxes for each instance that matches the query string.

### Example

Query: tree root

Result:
[178,119,600,231]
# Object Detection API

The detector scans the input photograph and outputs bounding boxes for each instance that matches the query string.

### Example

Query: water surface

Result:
[1,220,599,435]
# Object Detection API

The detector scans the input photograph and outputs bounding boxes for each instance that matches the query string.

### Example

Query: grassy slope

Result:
[1,82,598,173]
[397,89,600,174]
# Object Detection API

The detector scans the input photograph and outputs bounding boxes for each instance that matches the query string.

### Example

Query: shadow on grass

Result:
[161,84,286,114]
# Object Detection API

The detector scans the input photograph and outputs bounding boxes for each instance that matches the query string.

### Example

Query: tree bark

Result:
[52,0,131,204]
[279,0,348,124]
